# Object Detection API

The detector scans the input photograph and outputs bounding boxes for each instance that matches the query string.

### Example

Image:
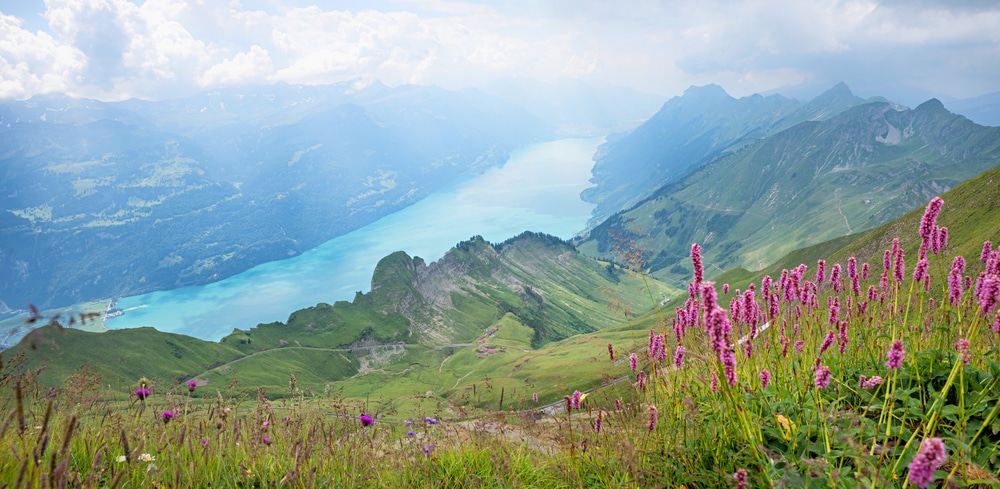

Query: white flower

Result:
[138,453,155,462]
[117,455,127,463]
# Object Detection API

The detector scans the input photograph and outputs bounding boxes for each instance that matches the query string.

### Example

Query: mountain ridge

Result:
[8,231,664,393]
[580,82,882,222]
[578,96,1000,288]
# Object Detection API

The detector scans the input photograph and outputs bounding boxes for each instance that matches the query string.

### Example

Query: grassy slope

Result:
[710,160,1000,295]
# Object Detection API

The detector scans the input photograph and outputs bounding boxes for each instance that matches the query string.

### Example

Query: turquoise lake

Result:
[106,137,602,341]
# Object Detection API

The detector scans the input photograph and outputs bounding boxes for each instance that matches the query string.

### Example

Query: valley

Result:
[2,81,999,488]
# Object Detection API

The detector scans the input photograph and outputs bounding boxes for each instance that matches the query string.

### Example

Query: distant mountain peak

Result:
[916,98,946,113]
[681,83,732,100]
[811,82,855,102]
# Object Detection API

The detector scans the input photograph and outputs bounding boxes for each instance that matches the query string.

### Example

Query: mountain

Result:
[578,98,1000,288]
[8,232,665,394]
[0,83,549,314]
[580,83,884,223]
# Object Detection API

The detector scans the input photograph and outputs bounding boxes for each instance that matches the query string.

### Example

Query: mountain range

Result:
[578,90,1000,288]
[3,80,1000,408]
[0,82,549,313]
[580,82,892,223]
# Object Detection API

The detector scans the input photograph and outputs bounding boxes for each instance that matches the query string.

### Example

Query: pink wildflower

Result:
[647,405,658,431]
[913,258,929,284]
[907,437,946,489]
[629,353,638,371]
[673,345,685,369]
[885,340,905,369]
[691,243,703,285]
[734,469,749,489]
[814,365,831,390]
[955,339,971,365]
[919,197,944,259]
[819,330,836,354]
[760,369,771,389]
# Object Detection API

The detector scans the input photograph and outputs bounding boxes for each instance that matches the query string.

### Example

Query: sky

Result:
[1,0,998,104]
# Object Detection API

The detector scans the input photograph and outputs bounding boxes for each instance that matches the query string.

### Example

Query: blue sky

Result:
[1,0,998,103]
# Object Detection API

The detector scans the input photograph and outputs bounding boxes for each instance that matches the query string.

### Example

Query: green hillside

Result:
[579,98,1000,290]
[7,232,669,402]
[709,155,1000,294]
[581,82,879,221]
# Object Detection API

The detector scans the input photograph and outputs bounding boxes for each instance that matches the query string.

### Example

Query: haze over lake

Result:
[106,137,602,341]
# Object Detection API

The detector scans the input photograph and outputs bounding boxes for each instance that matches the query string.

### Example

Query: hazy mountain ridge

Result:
[580,83,888,223]
[0,83,549,313]
[578,97,1000,287]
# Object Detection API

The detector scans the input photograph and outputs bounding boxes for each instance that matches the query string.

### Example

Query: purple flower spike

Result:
[691,243,704,285]
[359,414,374,427]
[885,340,905,369]
[908,437,946,488]
[734,469,749,489]
[814,366,831,390]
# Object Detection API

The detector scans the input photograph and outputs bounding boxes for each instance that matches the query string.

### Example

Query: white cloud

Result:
[200,44,272,86]
[0,0,996,101]
[0,12,84,99]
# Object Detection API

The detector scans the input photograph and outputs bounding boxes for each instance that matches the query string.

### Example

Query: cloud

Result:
[0,12,84,99]
[200,44,273,85]
[0,0,996,101]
